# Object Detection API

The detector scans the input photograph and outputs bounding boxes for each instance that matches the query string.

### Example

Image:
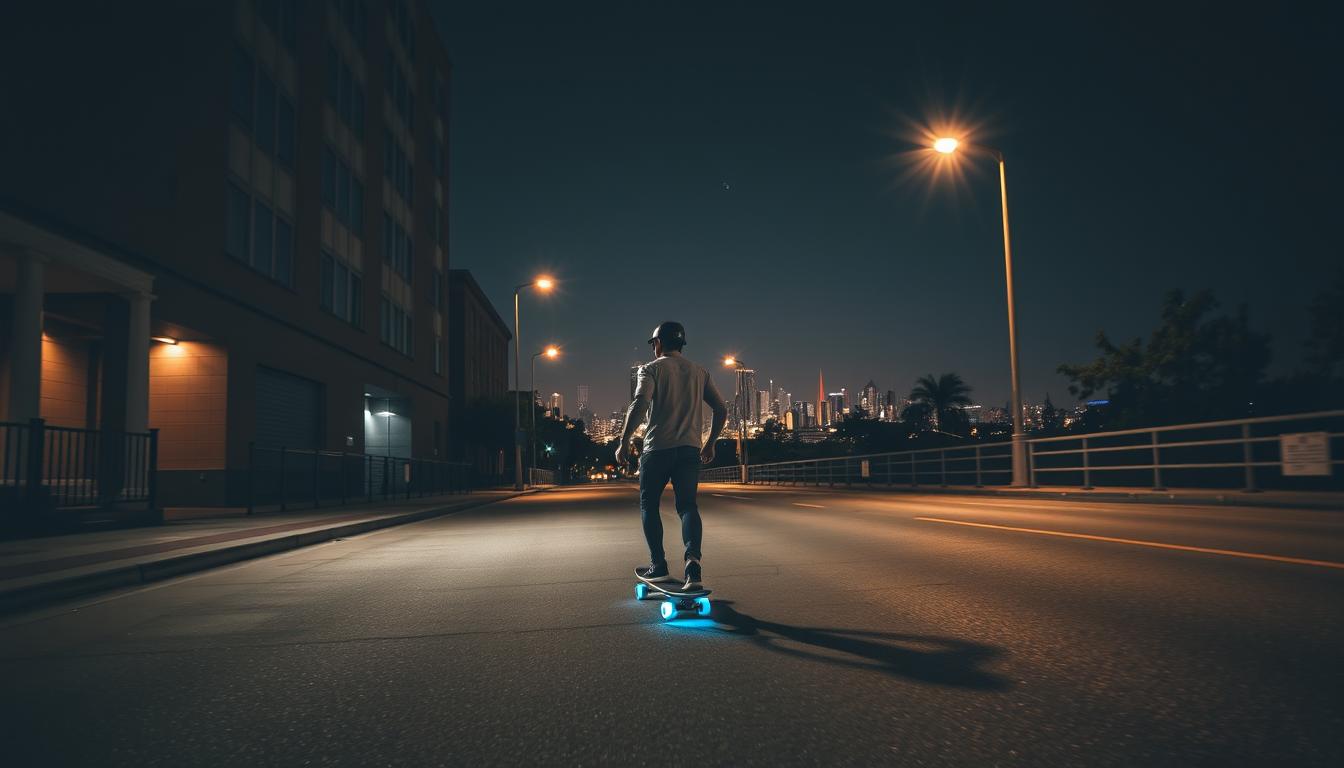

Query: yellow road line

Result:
[913,517,1344,570]
[792,503,826,509]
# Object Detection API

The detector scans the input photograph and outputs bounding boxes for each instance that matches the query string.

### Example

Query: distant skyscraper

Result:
[827,392,845,421]
[577,384,589,409]
[885,390,897,421]
[735,368,757,425]
[757,389,770,422]
[817,370,826,427]
[548,393,564,417]
[861,381,879,418]
[779,389,792,413]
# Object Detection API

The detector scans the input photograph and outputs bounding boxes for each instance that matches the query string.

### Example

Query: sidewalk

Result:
[722,482,1344,511]
[0,490,528,614]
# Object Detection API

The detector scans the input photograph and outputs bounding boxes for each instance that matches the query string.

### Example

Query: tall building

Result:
[547,392,565,418]
[0,0,454,508]
[860,381,880,418]
[827,392,845,421]
[734,368,757,426]
[757,389,771,423]
[576,384,589,410]
[448,270,510,471]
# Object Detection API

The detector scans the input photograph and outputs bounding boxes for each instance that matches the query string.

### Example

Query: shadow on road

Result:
[705,601,1010,690]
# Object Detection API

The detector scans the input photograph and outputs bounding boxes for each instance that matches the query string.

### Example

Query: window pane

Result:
[334,262,349,320]
[350,178,364,236]
[277,96,295,168]
[253,202,273,273]
[383,213,393,263]
[352,84,365,139]
[231,44,253,128]
[350,273,363,327]
[405,236,413,282]
[274,217,293,284]
[337,161,350,224]
[321,149,336,207]
[326,44,339,105]
[225,183,250,259]
[320,253,334,311]
[280,0,297,51]
[256,72,276,154]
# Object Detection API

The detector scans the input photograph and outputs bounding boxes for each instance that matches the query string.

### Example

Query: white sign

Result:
[1280,432,1331,477]
[860,459,871,478]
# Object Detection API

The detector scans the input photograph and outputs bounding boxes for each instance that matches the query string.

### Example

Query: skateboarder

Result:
[615,321,728,591]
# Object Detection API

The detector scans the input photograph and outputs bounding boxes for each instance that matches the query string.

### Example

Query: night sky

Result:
[431,1,1341,418]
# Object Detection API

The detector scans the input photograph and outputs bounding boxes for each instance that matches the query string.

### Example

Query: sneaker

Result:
[683,559,702,590]
[636,562,675,583]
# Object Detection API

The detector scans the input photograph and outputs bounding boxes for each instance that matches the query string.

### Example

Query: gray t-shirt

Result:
[635,353,724,452]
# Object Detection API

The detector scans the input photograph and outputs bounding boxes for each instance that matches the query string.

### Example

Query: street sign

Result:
[1280,432,1331,476]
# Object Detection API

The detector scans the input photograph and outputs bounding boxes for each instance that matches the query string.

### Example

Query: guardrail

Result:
[246,444,472,514]
[702,410,1344,492]
[1,419,158,516]
[528,467,558,486]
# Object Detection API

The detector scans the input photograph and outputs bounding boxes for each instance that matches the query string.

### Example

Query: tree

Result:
[1058,289,1271,427]
[908,373,973,435]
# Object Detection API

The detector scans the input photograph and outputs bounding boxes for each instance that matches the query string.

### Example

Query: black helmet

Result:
[647,321,687,347]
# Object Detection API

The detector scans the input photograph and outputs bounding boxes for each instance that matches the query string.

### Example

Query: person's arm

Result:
[614,366,652,467]
[700,375,728,463]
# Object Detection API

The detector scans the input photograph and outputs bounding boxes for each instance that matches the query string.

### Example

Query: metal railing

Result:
[528,467,558,486]
[1,419,158,516]
[701,410,1344,492]
[246,443,473,514]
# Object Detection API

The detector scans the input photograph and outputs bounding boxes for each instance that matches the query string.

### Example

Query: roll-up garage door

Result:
[254,366,321,449]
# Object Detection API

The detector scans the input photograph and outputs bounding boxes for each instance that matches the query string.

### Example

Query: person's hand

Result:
[700,442,716,464]
[614,442,629,468]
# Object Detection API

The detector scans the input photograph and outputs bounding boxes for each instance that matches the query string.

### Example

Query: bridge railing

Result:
[702,410,1344,492]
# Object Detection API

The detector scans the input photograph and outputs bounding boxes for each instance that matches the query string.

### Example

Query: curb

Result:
[731,484,1344,512]
[0,492,527,616]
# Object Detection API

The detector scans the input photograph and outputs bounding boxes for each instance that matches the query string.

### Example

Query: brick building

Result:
[447,270,511,479]
[0,1,460,508]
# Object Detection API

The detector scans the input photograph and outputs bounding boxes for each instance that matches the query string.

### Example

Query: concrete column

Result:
[124,291,152,433]
[9,251,44,422]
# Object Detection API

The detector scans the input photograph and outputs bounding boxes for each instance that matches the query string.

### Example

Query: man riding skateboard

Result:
[615,321,728,591]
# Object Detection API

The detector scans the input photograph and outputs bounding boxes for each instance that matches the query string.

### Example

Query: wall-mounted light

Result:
[151,336,178,345]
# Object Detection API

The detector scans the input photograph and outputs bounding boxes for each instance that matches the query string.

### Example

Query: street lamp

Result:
[530,345,561,484]
[930,136,1027,486]
[513,275,555,489]
[723,355,749,482]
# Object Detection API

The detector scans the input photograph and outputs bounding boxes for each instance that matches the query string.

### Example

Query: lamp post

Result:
[723,356,749,483]
[512,276,554,489]
[530,345,560,484]
[932,137,1027,486]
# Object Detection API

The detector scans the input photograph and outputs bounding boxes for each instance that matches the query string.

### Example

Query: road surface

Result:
[2,483,1342,766]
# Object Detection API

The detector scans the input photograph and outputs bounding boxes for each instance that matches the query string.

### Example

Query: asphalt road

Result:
[2,484,1342,766]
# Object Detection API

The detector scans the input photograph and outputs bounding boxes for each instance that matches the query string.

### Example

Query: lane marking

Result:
[710,493,753,501]
[913,517,1344,571]
[792,503,826,509]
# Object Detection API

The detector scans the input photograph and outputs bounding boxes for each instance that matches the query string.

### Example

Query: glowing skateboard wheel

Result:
[660,601,677,621]
[635,583,649,600]
[695,597,711,616]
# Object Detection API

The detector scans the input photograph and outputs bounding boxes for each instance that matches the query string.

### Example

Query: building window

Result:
[382,213,413,282]
[433,335,442,375]
[380,296,413,356]
[231,44,253,128]
[233,40,295,167]
[335,0,366,49]
[385,50,414,128]
[322,147,364,235]
[320,251,363,327]
[226,181,293,286]
[384,128,413,205]
[256,0,298,52]
[326,43,365,139]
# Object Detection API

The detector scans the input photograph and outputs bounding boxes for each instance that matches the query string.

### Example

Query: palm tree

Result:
[909,373,973,433]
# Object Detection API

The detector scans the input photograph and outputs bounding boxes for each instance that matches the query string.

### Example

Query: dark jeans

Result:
[639,446,703,565]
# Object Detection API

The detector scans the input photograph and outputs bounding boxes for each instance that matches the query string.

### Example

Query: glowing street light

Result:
[927,133,1027,486]
[530,344,563,480]
[933,137,959,154]
[723,355,749,481]
[513,275,557,489]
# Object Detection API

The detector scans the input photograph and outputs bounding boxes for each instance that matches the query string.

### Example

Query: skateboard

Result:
[634,570,712,621]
